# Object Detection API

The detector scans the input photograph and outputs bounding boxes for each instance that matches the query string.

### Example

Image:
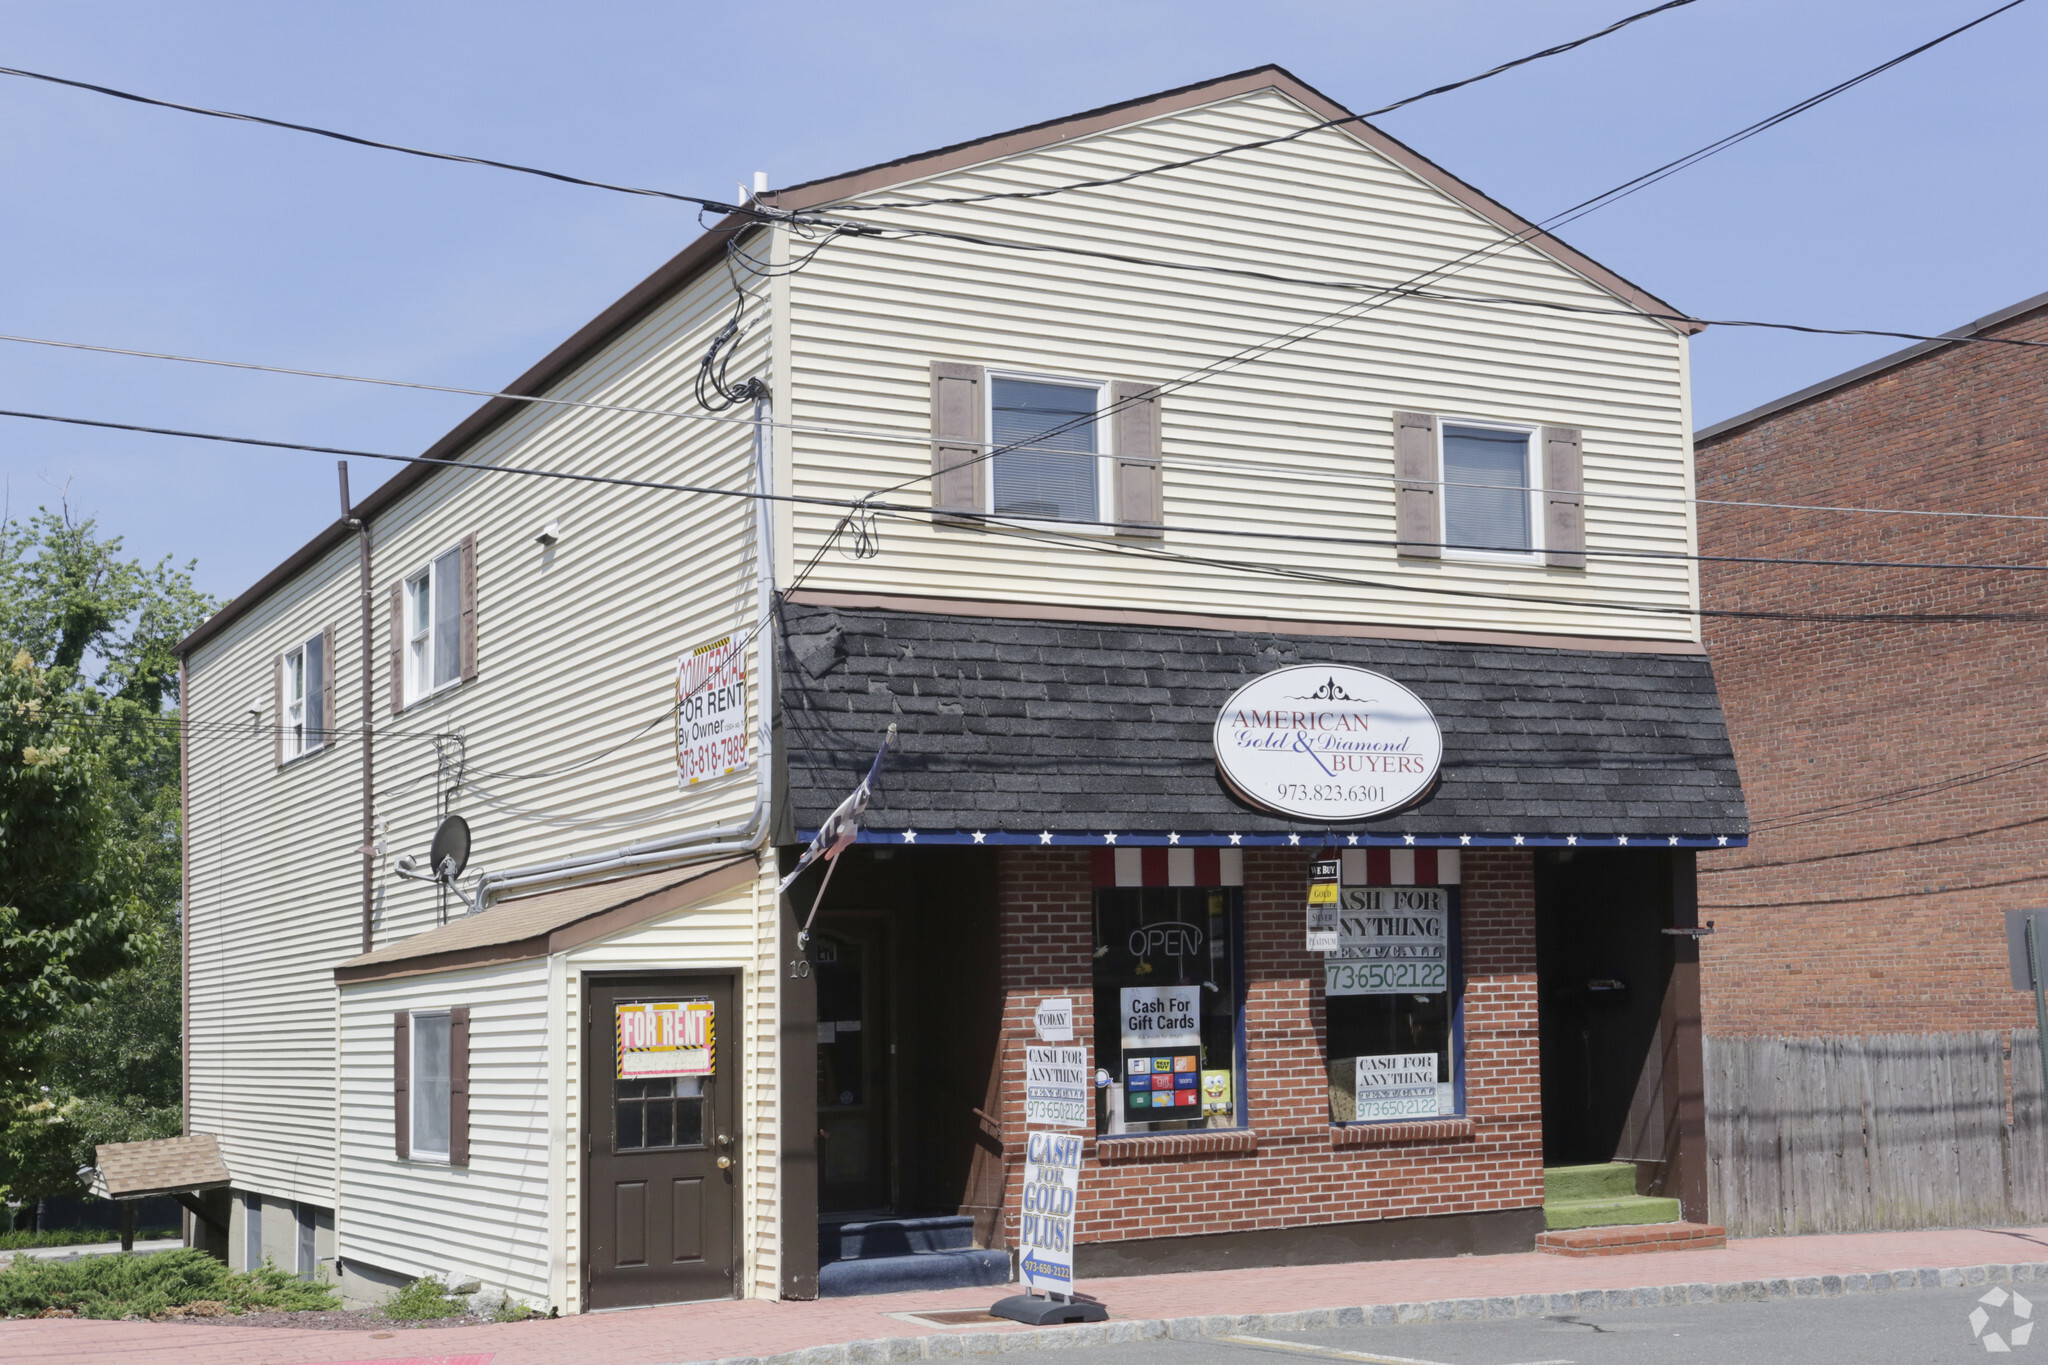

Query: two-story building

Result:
[173,66,1746,1310]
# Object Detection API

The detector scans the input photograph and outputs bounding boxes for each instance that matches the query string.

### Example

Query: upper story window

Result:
[275,629,330,766]
[1442,424,1535,556]
[397,539,475,708]
[928,362,1164,536]
[990,375,1106,523]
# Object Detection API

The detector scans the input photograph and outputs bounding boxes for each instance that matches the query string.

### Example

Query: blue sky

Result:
[2,0,2040,602]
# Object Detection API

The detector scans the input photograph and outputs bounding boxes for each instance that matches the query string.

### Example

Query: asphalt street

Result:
[1045,1285,2036,1364]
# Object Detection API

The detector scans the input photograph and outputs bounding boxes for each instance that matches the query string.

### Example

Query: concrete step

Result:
[1544,1194,1685,1231]
[816,1248,1011,1297]
[822,1214,976,1261]
[1542,1162,1639,1203]
[1537,1221,1727,1257]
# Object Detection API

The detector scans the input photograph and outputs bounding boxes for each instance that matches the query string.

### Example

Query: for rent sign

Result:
[676,636,749,787]
[1212,665,1442,821]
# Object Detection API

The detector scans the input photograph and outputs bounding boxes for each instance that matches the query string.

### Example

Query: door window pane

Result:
[412,1012,451,1157]
[1093,888,1243,1134]
[615,1075,705,1153]
[1442,425,1531,552]
[991,378,1099,522]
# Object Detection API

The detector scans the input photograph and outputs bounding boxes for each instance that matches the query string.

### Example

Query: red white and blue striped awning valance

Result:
[1090,846,1466,888]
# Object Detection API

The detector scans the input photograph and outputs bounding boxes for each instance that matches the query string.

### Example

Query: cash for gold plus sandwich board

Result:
[990,997,1109,1326]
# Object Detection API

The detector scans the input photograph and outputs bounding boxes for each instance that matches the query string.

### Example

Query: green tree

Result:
[0,509,212,1210]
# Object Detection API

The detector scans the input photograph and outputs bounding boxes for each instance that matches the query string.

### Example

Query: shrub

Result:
[382,1275,466,1320]
[0,1248,338,1319]
[0,1228,178,1251]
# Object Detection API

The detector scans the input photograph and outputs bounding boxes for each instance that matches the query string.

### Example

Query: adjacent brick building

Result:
[1695,289,2048,1038]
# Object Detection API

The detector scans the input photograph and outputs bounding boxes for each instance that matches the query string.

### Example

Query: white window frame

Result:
[983,368,1115,533]
[409,1008,452,1163]
[1437,418,1543,564]
[281,632,324,762]
[403,545,463,705]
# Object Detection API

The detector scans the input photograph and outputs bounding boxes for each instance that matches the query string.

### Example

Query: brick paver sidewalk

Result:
[8,1225,2048,1365]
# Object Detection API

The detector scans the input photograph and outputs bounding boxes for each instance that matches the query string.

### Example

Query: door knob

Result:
[717,1133,733,1147]
[717,1155,733,1170]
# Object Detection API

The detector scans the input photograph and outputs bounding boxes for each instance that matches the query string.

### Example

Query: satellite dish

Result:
[429,815,471,880]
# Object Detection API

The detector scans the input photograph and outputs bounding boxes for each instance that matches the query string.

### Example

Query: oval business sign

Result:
[1212,665,1443,821]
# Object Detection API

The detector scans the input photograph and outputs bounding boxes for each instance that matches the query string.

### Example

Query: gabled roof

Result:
[179,64,1697,657]
[1696,287,2048,444]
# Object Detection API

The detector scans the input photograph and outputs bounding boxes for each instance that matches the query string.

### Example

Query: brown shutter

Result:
[387,584,404,716]
[929,361,985,523]
[319,626,336,749]
[393,1011,411,1160]
[1394,411,1440,558]
[1542,426,1586,569]
[458,534,478,682]
[448,1006,470,1168]
[1110,381,1164,537]
[272,654,284,767]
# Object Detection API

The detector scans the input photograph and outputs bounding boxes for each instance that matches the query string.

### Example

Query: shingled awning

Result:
[780,603,1748,844]
[87,1133,230,1201]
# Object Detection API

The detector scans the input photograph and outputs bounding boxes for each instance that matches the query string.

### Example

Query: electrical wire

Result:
[12,327,2048,527]
[1700,869,2048,910]
[1747,749,2048,832]
[0,63,773,219]
[10,403,2048,576]
[1700,812,2048,873]
[828,0,1705,210]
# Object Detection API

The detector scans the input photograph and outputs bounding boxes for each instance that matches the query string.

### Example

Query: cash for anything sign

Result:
[1324,886,1448,997]
[1018,1131,1083,1296]
[616,1001,715,1079]
[1025,1045,1090,1128]
[1353,1052,1439,1121]
[676,636,749,787]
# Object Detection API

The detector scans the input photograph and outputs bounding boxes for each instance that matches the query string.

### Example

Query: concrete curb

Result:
[674,1260,2048,1365]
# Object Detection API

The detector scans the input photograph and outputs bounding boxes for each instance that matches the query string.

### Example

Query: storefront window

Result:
[1093,887,1245,1134]
[1326,883,1463,1122]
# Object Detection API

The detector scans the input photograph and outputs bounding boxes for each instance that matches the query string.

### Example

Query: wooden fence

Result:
[1707,1031,2048,1236]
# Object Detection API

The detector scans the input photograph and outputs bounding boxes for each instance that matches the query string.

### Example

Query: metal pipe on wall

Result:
[340,462,376,954]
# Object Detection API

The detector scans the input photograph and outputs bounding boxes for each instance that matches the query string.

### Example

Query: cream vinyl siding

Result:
[337,964,553,1304]
[183,255,772,1209]
[783,88,1698,641]
[555,862,778,1304]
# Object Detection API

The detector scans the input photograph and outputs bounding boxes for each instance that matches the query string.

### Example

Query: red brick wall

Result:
[993,846,1541,1247]
[1696,303,2048,1037]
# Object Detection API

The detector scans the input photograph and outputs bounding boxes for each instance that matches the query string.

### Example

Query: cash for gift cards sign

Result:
[1018,1131,1083,1295]
[1213,665,1442,821]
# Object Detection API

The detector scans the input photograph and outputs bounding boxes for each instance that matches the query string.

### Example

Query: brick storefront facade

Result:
[1696,297,2048,1038]
[991,846,1543,1260]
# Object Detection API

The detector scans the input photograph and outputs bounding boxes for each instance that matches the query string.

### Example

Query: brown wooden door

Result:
[584,974,738,1309]
[814,920,892,1213]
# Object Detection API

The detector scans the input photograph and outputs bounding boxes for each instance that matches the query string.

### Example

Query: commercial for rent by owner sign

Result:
[676,636,749,786]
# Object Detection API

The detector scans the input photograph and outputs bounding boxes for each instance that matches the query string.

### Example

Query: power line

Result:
[13,328,2048,527]
[1700,811,2048,873]
[0,63,775,220]
[1701,869,2048,910]
[831,1,1704,210]
[1748,749,2048,831]
[842,0,2037,501]
[13,404,2048,577]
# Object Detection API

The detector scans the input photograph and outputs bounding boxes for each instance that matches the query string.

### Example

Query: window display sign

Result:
[1200,1069,1234,1118]
[676,636,749,787]
[1325,887,1448,996]
[1212,665,1442,821]
[1018,1131,1082,1295]
[1119,984,1199,1047]
[1025,1044,1090,1128]
[1353,1052,1439,1121]
[1122,1048,1202,1120]
[616,1001,715,1079]
[1307,857,1340,953]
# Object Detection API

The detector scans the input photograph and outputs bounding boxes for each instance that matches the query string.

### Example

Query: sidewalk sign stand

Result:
[990,996,1110,1326]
